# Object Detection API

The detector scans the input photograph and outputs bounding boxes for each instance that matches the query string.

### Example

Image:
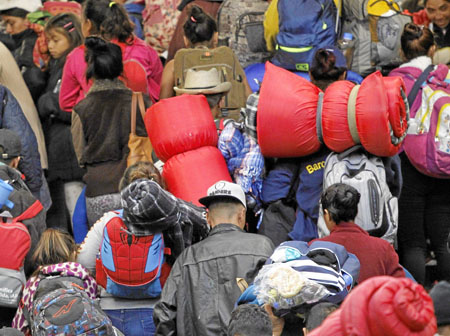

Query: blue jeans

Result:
[104,308,155,336]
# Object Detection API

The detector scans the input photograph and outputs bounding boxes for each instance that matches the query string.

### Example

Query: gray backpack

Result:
[217,0,273,68]
[342,0,411,76]
[317,147,398,244]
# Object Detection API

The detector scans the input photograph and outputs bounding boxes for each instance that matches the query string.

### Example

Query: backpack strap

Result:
[407,64,434,107]
[336,145,364,161]
[286,161,302,204]
[13,200,43,223]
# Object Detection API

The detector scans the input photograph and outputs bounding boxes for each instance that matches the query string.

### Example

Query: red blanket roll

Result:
[322,72,407,157]
[257,62,322,158]
[145,95,218,162]
[163,146,232,206]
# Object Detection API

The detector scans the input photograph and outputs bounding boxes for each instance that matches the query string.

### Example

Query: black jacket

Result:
[153,223,274,336]
[432,23,450,49]
[37,59,85,182]
[6,29,46,102]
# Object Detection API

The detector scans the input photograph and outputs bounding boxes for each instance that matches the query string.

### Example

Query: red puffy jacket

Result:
[309,276,437,336]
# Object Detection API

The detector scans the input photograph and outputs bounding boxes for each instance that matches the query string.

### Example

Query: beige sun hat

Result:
[174,68,232,95]
[0,0,42,13]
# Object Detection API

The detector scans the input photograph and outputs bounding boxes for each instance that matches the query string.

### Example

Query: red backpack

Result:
[0,221,31,307]
[95,211,171,298]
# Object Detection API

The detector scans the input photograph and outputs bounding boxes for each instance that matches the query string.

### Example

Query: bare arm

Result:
[159,60,176,100]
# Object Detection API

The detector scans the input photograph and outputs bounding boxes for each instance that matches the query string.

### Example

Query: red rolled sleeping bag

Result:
[145,95,218,162]
[257,62,322,158]
[379,76,409,157]
[163,146,232,206]
[321,72,408,157]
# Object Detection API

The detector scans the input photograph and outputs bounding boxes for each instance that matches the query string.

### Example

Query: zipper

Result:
[435,103,450,140]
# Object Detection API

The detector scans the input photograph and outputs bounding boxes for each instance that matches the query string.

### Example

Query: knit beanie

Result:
[430,281,450,327]
[121,178,178,235]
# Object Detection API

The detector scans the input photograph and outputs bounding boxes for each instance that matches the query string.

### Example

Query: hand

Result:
[264,304,285,336]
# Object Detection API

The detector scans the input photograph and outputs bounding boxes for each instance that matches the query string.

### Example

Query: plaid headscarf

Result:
[121,179,209,259]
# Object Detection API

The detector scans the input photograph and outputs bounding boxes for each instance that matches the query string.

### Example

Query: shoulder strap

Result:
[13,200,43,223]
[407,64,434,107]
[130,92,146,135]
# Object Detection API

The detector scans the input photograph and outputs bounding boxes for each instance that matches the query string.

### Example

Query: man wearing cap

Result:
[0,129,21,169]
[153,181,274,336]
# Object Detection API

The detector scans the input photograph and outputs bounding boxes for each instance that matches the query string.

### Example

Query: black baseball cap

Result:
[0,129,22,160]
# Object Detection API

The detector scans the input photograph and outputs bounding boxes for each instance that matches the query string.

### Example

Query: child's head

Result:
[84,36,123,81]
[183,5,217,48]
[33,228,77,269]
[401,23,436,61]
[45,13,83,61]
[82,0,134,43]
[119,161,165,191]
[310,48,347,91]
[227,304,273,336]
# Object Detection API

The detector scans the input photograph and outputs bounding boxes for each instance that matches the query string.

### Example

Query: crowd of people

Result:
[0,0,449,335]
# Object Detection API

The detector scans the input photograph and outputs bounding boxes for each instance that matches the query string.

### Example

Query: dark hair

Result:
[227,304,272,336]
[83,0,134,43]
[321,183,360,224]
[424,0,450,5]
[45,13,83,63]
[401,23,435,61]
[305,302,338,331]
[183,5,217,46]
[310,49,346,91]
[84,36,123,81]
[119,161,165,190]
[0,8,29,18]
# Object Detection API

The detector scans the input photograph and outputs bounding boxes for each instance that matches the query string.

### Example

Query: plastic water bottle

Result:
[338,32,355,69]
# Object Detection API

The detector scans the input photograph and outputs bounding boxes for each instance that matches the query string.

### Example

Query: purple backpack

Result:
[389,64,450,178]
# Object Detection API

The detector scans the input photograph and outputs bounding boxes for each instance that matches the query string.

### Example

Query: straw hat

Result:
[0,0,42,13]
[174,68,232,95]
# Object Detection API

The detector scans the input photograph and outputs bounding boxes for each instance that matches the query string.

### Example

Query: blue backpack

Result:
[271,0,338,71]
[95,211,171,299]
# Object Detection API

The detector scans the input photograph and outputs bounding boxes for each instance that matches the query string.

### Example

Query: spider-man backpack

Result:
[96,211,171,298]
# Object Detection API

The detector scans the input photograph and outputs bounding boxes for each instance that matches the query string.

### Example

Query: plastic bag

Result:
[254,263,330,309]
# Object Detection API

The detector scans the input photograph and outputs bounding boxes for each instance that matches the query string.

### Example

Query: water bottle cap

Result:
[343,32,353,40]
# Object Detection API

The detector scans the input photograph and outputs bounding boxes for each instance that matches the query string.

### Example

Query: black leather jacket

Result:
[153,223,274,336]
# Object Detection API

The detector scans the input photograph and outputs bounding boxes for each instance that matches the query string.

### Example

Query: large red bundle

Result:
[257,62,322,158]
[145,95,217,162]
[163,146,232,206]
